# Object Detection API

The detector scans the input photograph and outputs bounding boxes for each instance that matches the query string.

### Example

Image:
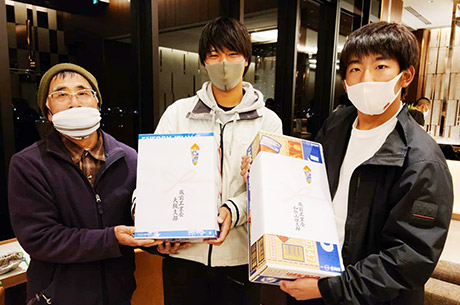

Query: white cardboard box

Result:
[247,131,343,285]
[134,132,220,241]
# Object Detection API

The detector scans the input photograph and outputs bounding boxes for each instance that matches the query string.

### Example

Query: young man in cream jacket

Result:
[154,17,282,305]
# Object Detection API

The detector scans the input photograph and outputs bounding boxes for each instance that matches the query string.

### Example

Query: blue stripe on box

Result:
[301,141,323,164]
[316,242,342,274]
[134,230,219,238]
[139,132,214,140]
[253,276,284,285]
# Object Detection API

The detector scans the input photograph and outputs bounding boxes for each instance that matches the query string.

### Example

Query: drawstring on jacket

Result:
[211,110,221,151]
[228,113,238,156]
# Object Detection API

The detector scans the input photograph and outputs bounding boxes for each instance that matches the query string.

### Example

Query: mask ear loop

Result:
[95,96,101,111]
[45,100,54,116]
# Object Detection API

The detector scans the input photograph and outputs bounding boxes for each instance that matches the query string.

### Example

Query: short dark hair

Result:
[199,17,252,75]
[52,71,79,82]
[339,22,420,97]
[415,97,431,106]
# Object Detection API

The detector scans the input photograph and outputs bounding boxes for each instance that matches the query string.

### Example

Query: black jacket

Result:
[313,106,453,304]
[408,109,425,126]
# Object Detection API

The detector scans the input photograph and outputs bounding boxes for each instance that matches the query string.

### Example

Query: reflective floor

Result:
[440,219,460,263]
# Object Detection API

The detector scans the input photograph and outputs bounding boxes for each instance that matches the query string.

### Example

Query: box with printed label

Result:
[247,131,343,284]
[134,133,220,241]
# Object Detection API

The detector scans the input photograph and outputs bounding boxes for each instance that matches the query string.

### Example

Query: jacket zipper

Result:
[30,292,52,305]
[95,194,103,214]
[342,169,362,264]
[208,122,228,267]
[48,150,124,305]
[94,193,107,305]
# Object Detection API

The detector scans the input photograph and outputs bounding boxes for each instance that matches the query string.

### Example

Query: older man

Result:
[8,63,159,305]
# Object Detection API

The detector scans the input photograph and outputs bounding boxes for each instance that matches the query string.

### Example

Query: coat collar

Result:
[322,105,410,197]
[363,106,409,167]
[187,99,262,122]
[326,105,410,167]
[46,129,125,165]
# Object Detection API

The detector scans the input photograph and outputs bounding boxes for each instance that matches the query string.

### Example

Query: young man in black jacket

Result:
[243,21,453,305]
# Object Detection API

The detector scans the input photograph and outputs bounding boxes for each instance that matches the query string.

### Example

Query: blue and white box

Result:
[134,133,220,241]
[247,131,343,284]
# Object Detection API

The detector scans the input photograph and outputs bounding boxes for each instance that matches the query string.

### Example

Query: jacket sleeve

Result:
[8,154,122,264]
[154,104,178,134]
[225,111,283,228]
[318,160,453,304]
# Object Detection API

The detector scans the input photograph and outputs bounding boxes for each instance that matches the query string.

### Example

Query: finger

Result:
[157,242,167,253]
[169,243,180,253]
[241,155,251,163]
[123,226,135,235]
[136,239,157,247]
[240,159,248,170]
[179,242,191,250]
[204,240,221,245]
[207,218,231,245]
[279,281,289,293]
[153,240,164,246]
[217,207,229,224]
[280,280,295,291]
[164,242,172,252]
[204,236,221,245]
[136,241,157,248]
[157,247,168,254]
[129,237,151,246]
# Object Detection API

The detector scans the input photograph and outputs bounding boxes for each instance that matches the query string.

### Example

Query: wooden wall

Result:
[380,0,403,23]
[132,250,164,305]
[158,0,219,30]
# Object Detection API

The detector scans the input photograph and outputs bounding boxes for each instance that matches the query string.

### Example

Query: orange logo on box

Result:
[288,140,303,159]
[259,145,277,154]
[191,143,200,166]
[277,235,289,243]
[304,165,312,184]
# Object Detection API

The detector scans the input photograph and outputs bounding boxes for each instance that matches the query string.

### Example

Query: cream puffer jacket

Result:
[154,81,283,267]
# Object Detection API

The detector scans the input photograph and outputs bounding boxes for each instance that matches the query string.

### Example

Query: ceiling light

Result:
[251,29,278,43]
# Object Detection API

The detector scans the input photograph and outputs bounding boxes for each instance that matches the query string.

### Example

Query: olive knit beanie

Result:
[37,63,102,117]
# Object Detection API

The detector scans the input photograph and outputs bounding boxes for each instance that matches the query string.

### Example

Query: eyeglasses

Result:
[48,89,97,103]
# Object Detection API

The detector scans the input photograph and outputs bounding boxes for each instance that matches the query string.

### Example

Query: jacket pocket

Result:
[26,291,52,305]
[27,264,57,305]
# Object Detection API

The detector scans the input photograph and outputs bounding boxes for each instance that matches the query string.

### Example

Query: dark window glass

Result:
[293,0,321,139]
[27,8,33,24]
[49,29,57,53]
[37,11,48,28]
[6,4,15,23]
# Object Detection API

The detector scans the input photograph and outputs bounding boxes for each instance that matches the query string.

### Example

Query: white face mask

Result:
[345,72,403,115]
[424,109,430,119]
[205,60,245,91]
[50,107,101,140]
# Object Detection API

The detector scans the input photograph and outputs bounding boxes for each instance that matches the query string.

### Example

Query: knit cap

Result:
[37,63,102,117]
